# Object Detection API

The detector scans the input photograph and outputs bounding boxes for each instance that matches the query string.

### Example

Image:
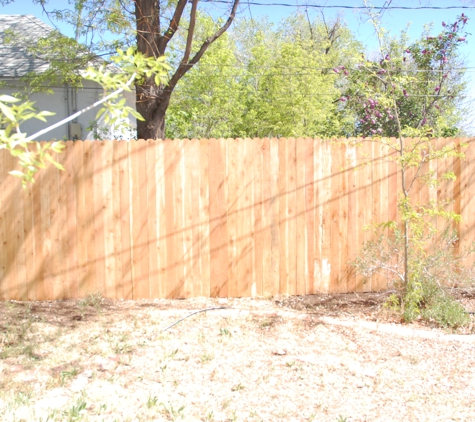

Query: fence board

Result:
[261,138,273,296]
[354,141,366,292]
[330,142,342,293]
[199,138,211,297]
[92,141,106,295]
[320,140,332,293]
[209,138,228,297]
[118,141,133,299]
[287,138,297,296]
[15,165,27,300]
[40,143,54,300]
[460,140,475,264]
[346,143,357,293]
[83,141,97,295]
[3,152,17,299]
[377,143,390,291]
[296,138,307,295]
[64,141,79,298]
[112,141,124,298]
[1,137,474,301]
[146,140,159,298]
[253,138,264,297]
[304,138,315,294]
[131,140,150,298]
[9,151,26,300]
[73,141,88,297]
[279,138,289,295]
[102,140,116,298]
[269,138,280,295]
[183,140,194,298]
[313,138,323,293]
[227,138,239,297]
[22,163,35,300]
[156,140,167,298]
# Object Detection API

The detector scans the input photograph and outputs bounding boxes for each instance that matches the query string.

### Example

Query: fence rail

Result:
[1,137,474,301]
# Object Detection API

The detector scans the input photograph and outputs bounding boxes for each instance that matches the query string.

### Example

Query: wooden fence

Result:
[1,138,474,301]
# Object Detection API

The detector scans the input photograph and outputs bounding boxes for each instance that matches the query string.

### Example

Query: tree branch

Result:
[157,0,188,54]
[182,0,198,64]
[167,0,240,90]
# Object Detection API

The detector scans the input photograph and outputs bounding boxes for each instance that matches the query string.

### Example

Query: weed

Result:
[421,292,470,329]
[221,399,231,410]
[63,397,87,421]
[0,303,38,360]
[78,292,103,313]
[259,319,274,329]
[160,402,185,420]
[165,348,179,359]
[204,410,215,421]
[14,391,31,406]
[336,417,348,422]
[114,341,133,354]
[353,229,474,328]
[112,334,133,354]
[219,327,231,337]
[60,367,79,386]
[231,383,245,391]
[147,395,158,408]
[200,353,214,363]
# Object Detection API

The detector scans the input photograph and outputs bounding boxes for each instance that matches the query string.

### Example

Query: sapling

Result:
[349,12,474,324]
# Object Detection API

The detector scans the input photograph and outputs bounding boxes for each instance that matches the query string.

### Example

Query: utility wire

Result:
[171,90,475,98]
[193,65,475,71]
[202,0,475,10]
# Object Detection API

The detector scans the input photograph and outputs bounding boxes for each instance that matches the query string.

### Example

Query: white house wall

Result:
[0,79,137,141]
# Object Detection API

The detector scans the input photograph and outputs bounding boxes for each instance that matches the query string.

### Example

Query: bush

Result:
[352,228,475,328]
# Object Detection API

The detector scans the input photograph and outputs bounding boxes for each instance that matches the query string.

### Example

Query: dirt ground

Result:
[1,290,475,422]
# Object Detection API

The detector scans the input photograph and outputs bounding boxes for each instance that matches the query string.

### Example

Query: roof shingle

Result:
[0,14,53,78]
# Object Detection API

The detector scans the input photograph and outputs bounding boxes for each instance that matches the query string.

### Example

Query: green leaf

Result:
[0,95,20,103]
[9,170,24,178]
[0,101,17,121]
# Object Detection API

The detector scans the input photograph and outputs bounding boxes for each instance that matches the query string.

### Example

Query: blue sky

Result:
[3,0,475,132]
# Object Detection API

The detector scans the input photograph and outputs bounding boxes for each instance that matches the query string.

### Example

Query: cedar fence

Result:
[0,137,474,301]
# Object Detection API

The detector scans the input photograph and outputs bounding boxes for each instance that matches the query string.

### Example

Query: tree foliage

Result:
[350,12,473,325]
[341,17,469,137]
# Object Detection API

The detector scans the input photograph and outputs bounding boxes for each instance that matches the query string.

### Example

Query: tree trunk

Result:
[134,0,240,139]
[135,101,167,139]
[135,77,171,139]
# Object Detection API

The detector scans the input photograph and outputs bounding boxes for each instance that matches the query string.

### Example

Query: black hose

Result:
[161,306,230,332]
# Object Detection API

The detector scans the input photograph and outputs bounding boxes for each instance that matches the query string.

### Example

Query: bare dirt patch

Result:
[1,292,475,421]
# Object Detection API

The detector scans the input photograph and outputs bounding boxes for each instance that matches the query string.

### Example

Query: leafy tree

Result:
[341,19,469,137]
[237,13,361,138]
[350,13,473,325]
[1,0,241,139]
[165,15,244,139]
[172,13,362,139]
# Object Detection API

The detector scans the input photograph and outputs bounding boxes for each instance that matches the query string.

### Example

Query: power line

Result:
[171,89,474,99]
[196,64,475,71]
[203,0,475,10]
[186,67,475,75]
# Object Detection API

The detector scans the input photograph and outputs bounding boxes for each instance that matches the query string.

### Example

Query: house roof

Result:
[0,14,54,78]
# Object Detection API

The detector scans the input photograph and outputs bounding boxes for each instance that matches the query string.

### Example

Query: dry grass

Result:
[1,292,475,421]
